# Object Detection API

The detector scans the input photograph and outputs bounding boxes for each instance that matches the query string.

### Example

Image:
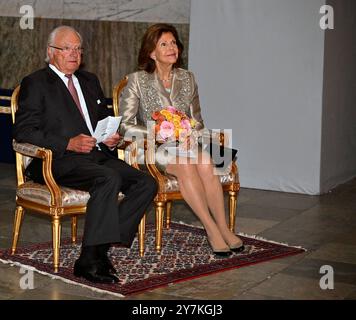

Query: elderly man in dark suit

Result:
[13,25,157,284]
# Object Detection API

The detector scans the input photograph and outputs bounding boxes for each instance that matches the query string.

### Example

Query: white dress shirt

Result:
[49,64,95,136]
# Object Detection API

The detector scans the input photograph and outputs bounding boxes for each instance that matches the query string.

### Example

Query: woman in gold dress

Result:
[119,23,244,256]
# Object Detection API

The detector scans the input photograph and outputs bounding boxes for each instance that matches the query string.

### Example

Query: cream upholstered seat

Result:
[16,180,90,207]
[113,77,240,252]
[10,85,145,273]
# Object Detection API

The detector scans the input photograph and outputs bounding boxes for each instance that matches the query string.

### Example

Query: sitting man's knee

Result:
[98,168,123,186]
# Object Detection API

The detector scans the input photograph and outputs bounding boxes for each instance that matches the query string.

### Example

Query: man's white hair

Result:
[45,25,83,63]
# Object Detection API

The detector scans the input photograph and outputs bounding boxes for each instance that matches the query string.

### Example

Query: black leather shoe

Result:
[73,259,119,284]
[101,256,117,275]
[97,244,117,274]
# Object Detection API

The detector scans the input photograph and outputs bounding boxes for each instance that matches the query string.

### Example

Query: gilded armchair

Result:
[10,85,145,273]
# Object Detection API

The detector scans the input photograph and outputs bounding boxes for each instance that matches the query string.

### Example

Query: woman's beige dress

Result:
[119,68,205,171]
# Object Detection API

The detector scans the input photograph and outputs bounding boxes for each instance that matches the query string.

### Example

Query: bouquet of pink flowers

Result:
[152,106,197,143]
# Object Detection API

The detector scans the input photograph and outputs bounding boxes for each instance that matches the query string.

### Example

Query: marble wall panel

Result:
[0,0,190,23]
[62,0,100,21]
[96,0,120,20]
[106,0,191,23]
[32,0,65,18]
[0,16,189,96]
[0,0,64,19]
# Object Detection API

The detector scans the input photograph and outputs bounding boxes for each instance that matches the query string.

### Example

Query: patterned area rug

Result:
[0,222,305,297]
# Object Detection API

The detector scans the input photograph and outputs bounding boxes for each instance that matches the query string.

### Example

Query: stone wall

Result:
[0,0,190,96]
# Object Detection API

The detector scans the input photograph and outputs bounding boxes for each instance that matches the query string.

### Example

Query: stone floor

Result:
[0,162,355,300]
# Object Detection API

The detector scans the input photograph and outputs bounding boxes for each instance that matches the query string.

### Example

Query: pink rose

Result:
[159,121,174,139]
[166,106,177,113]
[180,119,192,132]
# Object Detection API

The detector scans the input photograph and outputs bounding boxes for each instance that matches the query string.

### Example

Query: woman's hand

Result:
[179,131,198,152]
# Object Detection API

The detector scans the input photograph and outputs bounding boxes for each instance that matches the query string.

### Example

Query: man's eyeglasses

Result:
[49,45,83,54]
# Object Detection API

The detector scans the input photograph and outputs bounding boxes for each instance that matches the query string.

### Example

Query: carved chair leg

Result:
[155,201,166,252]
[71,215,77,244]
[228,191,237,233]
[138,214,146,257]
[52,216,61,273]
[166,201,172,229]
[11,205,24,254]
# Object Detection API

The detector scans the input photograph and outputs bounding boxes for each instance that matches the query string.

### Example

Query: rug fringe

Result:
[236,232,307,251]
[177,220,204,228]
[0,258,125,298]
[176,220,307,251]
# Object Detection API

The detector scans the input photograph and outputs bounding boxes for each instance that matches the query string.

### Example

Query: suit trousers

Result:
[56,149,157,247]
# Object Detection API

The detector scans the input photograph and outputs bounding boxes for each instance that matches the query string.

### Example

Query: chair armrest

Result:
[121,140,141,170]
[144,140,172,190]
[119,140,134,150]
[199,129,228,147]
[219,132,227,146]
[210,131,228,146]
[12,140,45,158]
[116,139,141,170]
[146,162,169,192]
[12,140,62,206]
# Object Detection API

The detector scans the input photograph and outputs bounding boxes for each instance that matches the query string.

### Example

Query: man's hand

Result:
[103,132,121,148]
[67,134,97,153]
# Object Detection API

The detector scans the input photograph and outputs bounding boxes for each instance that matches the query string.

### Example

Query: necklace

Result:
[159,71,173,82]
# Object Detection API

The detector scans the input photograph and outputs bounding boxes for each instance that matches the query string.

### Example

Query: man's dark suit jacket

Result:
[13,66,115,181]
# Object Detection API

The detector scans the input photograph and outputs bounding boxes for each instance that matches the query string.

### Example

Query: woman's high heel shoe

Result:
[230,245,245,253]
[213,249,233,257]
[229,241,245,253]
[207,238,232,258]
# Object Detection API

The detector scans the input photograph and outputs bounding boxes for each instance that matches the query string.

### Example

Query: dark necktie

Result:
[65,74,84,118]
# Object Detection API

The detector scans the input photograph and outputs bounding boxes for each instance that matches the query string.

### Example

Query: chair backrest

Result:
[10,85,31,186]
[112,76,128,117]
[0,88,15,164]
[0,88,13,115]
[112,76,129,161]
[10,86,20,124]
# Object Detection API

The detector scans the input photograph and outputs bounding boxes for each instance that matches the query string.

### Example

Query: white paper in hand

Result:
[93,116,122,144]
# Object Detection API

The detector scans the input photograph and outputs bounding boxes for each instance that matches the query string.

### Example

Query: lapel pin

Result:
[97,99,101,104]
